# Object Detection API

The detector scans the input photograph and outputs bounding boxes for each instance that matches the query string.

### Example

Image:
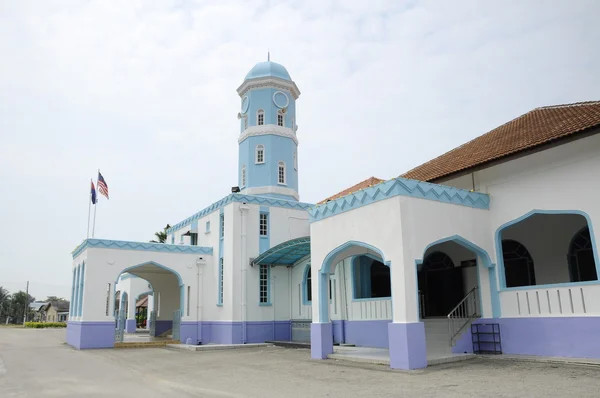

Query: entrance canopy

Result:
[252,236,310,266]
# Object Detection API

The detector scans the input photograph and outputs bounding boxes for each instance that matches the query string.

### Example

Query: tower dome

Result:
[244,61,292,81]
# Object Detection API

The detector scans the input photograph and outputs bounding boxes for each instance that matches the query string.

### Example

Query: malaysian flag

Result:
[90,180,97,204]
[97,171,109,199]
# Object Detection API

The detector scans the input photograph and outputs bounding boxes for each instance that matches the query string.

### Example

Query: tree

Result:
[150,224,171,243]
[10,291,35,324]
[0,286,10,322]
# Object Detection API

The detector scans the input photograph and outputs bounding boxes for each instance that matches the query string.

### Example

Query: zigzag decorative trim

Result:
[72,238,213,259]
[309,177,490,222]
[166,194,314,235]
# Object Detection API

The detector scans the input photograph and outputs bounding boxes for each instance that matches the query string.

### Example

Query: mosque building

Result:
[68,59,600,370]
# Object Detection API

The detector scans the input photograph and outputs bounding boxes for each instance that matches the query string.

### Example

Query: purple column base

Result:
[311,322,333,359]
[125,319,136,333]
[66,321,115,349]
[388,322,427,370]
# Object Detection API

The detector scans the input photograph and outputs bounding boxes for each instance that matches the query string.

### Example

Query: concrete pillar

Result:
[125,292,136,333]
[311,271,333,359]
[387,253,427,370]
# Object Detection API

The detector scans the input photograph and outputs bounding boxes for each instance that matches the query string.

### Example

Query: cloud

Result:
[0,0,599,299]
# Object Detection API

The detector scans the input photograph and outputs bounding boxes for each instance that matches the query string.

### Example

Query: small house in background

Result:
[43,301,70,322]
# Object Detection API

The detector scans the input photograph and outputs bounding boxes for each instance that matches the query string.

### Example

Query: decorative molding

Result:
[241,186,299,201]
[166,194,314,235]
[237,77,301,99]
[309,177,490,222]
[239,125,298,145]
[72,239,213,259]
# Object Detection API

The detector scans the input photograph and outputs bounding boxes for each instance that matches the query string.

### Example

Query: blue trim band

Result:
[166,193,314,235]
[72,238,213,259]
[309,177,490,222]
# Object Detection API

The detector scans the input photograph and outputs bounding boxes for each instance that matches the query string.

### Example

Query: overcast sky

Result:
[1,0,599,300]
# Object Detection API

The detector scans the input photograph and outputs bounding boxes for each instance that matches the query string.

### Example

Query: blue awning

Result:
[252,236,310,266]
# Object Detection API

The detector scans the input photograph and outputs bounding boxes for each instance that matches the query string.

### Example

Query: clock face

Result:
[241,96,249,114]
[272,91,289,109]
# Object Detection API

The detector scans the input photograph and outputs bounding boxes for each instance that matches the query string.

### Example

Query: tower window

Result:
[278,161,286,185]
[241,165,246,187]
[277,112,284,127]
[294,152,297,170]
[256,145,265,164]
[244,116,248,129]
[257,109,264,126]
[220,213,225,239]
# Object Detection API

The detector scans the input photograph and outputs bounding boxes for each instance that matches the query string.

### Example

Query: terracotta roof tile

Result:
[401,101,600,182]
[318,177,384,204]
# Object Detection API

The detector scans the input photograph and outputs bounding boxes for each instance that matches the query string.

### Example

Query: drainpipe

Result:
[196,257,205,344]
[240,203,250,343]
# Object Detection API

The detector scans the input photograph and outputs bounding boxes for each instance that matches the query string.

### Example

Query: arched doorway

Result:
[114,262,184,343]
[418,251,463,318]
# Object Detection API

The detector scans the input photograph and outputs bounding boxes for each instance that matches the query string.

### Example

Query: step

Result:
[114,340,180,349]
[265,340,310,349]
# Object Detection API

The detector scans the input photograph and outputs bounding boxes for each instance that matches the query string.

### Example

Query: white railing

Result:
[499,283,600,317]
[348,299,392,320]
[447,287,479,345]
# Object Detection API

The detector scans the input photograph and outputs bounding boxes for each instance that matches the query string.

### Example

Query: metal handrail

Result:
[447,287,479,346]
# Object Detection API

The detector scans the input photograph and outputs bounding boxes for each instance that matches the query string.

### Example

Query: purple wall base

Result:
[66,321,115,349]
[125,319,136,333]
[343,320,391,348]
[454,317,600,359]
[180,321,292,345]
[388,322,427,370]
[154,320,173,337]
[311,322,333,359]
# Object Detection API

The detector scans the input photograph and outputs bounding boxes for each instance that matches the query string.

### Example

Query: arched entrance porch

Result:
[114,261,184,343]
[311,241,428,370]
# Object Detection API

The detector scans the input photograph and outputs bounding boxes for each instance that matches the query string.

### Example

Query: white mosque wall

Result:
[73,247,211,323]
[230,201,310,322]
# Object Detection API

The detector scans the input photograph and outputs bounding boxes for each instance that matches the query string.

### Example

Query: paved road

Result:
[1,328,600,397]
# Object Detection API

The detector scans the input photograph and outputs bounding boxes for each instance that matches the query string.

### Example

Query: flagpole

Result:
[92,169,99,238]
[87,179,92,238]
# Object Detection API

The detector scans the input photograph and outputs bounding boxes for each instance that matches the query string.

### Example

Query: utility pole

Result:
[23,281,29,326]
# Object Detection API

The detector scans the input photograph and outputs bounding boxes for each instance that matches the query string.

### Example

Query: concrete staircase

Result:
[424,318,473,359]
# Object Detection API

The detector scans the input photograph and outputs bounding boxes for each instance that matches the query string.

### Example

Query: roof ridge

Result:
[534,100,600,110]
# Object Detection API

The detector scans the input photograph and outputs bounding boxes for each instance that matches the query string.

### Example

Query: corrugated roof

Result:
[401,101,600,182]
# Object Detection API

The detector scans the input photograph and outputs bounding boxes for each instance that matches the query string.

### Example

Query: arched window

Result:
[277,110,284,127]
[422,251,454,271]
[241,165,246,187]
[293,152,297,170]
[255,145,264,164]
[569,226,598,282]
[244,116,248,129]
[353,256,390,299]
[278,161,286,184]
[502,239,535,287]
[257,109,264,126]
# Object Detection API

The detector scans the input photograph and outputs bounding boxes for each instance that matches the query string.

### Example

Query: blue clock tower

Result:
[236,58,301,201]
